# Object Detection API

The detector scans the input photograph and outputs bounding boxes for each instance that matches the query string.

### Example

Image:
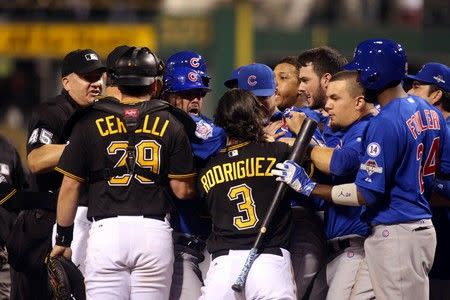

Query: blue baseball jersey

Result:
[429,116,450,280]
[321,115,373,239]
[356,95,450,225]
[173,114,226,237]
[190,114,226,161]
[322,116,345,148]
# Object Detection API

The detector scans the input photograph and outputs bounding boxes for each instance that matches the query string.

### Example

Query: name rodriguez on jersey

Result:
[200,157,277,193]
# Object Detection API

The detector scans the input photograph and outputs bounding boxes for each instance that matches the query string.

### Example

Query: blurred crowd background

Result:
[0,0,448,161]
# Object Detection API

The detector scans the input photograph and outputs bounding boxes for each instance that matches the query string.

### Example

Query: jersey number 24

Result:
[417,137,440,194]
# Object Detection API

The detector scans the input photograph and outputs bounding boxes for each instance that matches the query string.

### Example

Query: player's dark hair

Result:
[118,85,150,97]
[297,47,348,77]
[276,56,300,70]
[429,84,450,112]
[214,88,265,142]
[330,70,364,98]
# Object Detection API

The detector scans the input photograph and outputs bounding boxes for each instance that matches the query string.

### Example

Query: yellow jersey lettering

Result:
[223,163,233,182]
[200,175,209,193]
[245,157,255,177]
[105,115,117,135]
[159,120,169,137]
[151,116,161,136]
[95,118,108,136]
[213,165,225,184]
[255,157,265,176]
[265,158,276,176]
[237,161,246,179]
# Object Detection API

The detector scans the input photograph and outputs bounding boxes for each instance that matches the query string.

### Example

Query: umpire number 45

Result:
[28,128,53,145]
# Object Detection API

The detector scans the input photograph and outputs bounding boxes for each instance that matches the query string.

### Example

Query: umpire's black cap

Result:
[61,49,106,77]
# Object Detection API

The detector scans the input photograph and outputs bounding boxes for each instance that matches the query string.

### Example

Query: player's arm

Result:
[271,161,367,206]
[27,144,66,174]
[50,175,82,259]
[169,176,196,200]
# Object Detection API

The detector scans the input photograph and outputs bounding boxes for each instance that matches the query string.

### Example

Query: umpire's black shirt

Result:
[26,90,80,198]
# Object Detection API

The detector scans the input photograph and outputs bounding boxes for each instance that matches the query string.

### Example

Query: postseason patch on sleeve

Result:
[360,159,383,183]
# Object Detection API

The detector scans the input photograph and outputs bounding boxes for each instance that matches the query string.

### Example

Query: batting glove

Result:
[271,160,317,196]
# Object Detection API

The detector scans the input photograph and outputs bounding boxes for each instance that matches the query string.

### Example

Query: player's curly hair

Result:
[214,88,266,142]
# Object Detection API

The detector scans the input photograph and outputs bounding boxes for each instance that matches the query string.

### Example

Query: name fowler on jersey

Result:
[95,115,169,137]
[200,156,277,193]
[406,109,441,140]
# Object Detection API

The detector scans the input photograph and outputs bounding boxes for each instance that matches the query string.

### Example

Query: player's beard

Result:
[309,87,327,110]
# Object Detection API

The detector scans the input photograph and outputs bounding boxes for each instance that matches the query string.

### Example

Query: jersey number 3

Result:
[416,137,440,194]
[228,184,259,230]
[107,140,161,186]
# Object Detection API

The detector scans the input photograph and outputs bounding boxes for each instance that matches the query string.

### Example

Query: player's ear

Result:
[354,95,365,110]
[429,89,443,105]
[62,75,71,91]
[321,73,332,88]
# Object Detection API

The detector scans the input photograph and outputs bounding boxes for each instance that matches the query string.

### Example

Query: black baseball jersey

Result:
[199,141,292,254]
[0,135,28,245]
[56,99,196,218]
[27,90,81,194]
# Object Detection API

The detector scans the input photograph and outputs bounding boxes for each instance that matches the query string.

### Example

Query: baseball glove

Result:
[46,255,86,300]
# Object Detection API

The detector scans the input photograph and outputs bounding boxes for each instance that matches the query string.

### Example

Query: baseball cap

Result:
[224,67,242,88]
[237,63,275,97]
[406,62,450,92]
[61,49,106,77]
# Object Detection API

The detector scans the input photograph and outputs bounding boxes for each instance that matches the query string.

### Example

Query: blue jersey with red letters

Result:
[320,114,372,239]
[173,114,225,237]
[429,116,450,279]
[356,95,450,225]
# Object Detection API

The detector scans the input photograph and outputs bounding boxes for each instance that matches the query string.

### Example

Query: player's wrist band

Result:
[55,224,74,247]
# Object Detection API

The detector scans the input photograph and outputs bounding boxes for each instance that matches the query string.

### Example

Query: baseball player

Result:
[163,51,226,300]
[199,88,295,300]
[298,46,348,148]
[406,62,450,299]
[50,46,196,299]
[10,49,105,299]
[0,135,28,299]
[281,47,348,300]
[273,39,450,300]
[285,70,376,299]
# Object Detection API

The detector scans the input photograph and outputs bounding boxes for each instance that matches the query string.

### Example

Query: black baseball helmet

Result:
[112,46,164,86]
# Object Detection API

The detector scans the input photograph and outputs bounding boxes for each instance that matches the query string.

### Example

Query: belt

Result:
[212,247,283,261]
[174,234,206,252]
[92,214,165,222]
[327,236,364,253]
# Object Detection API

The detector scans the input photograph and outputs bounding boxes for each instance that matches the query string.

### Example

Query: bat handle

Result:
[231,248,259,293]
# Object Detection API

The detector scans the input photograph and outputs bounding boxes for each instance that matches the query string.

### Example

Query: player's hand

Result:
[264,121,285,142]
[50,245,72,260]
[283,111,306,135]
[271,160,317,196]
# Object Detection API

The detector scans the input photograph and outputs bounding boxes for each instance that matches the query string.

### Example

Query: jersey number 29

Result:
[107,140,161,186]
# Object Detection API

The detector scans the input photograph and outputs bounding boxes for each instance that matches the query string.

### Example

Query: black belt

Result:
[327,239,351,253]
[92,214,165,222]
[212,247,283,261]
[174,234,206,252]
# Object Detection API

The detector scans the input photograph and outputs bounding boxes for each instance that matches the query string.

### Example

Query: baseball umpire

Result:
[50,46,197,299]
[9,49,105,300]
